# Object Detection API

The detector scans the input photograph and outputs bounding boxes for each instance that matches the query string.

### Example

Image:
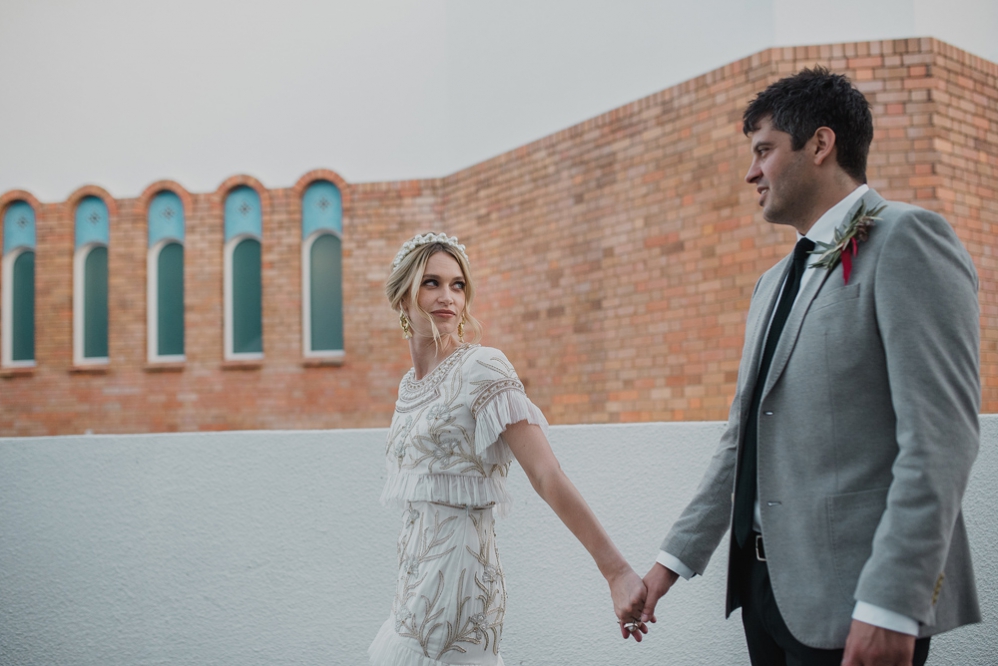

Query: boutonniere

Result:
[809,202,885,284]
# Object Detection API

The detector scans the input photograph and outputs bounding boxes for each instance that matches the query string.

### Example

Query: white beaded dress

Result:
[368,344,548,666]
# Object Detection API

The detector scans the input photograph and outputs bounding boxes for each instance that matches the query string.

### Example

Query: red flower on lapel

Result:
[809,203,884,285]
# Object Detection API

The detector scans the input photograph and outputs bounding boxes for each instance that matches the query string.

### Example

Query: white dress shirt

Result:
[658,184,920,636]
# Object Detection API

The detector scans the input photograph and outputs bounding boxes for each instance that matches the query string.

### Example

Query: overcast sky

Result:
[1,0,995,201]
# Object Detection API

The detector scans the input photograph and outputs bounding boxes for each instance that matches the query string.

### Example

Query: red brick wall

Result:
[2,38,996,435]
[0,174,445,435]
[923,43,998,409]
[446,38,998,423]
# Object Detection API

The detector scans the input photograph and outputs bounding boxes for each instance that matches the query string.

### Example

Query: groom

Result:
[639,68,981,665]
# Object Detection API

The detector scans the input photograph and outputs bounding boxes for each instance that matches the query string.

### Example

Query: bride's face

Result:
[405,251,467,339]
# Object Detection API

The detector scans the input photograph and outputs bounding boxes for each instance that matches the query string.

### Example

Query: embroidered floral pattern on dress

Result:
[394,605,414,632]
[431,439,460,462]
[427,404,452,421]
[389,504,505,661]
[389,345,509,478]
[469,613,487,640]
[388,415,414,462]
[372,345,547,664]
[380,346,549,520]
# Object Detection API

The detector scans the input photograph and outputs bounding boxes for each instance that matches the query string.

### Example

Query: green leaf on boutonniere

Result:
[809,202,885,285]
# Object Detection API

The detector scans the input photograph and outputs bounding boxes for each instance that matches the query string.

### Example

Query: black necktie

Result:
[733,237,816,548]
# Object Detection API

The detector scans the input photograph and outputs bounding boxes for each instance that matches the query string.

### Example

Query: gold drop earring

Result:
[400,311,412,339]
[457,316,466,343]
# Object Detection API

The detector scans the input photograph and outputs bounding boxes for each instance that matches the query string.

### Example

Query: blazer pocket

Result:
[810,282,861,312]
[826,487,889,597]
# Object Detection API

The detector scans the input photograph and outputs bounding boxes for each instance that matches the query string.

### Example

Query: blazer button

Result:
[764,411,774,416]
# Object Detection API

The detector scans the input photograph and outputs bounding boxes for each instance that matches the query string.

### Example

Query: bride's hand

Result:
[608,566,650,641]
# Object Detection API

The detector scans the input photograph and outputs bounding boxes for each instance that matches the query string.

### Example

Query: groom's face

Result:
[745,117,813,226]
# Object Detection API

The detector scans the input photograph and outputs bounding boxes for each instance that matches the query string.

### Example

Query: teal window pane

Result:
[310,234,343,351]
[302,180,342,239]
[3,201,36,255]
[157,243,184,356]
[148,191,185,247]
[232,238,262,354]
[12,251,35,361]
[75,197,110,250]
[224,187,262,242]
[84,246,109,358]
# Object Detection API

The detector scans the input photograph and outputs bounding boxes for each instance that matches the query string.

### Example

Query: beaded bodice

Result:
[380,345,548,517]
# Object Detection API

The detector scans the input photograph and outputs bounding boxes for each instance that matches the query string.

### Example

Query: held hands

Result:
[609,562,680,641]
[607,566,652,641]
[640,562,679,625]
[842,620,917,666]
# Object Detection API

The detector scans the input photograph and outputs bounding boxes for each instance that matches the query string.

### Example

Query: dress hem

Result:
[369,618,505,666]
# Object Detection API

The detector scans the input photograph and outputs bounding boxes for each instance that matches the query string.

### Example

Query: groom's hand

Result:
[640,563,679,623]
[841,620,916,666]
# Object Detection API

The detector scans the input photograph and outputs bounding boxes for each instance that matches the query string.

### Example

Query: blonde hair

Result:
[386,237,483,346]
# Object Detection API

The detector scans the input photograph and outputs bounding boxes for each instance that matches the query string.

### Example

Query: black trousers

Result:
[736,536,931,666]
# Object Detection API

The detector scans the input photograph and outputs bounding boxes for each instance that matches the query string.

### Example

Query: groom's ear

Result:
[810,126,838,167]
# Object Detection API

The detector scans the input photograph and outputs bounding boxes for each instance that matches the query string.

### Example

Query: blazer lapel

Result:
[760,189,887,398]
[761,260,833,398]
[738,255,793,417]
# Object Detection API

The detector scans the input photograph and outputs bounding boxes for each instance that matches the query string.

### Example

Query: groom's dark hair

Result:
[743,66,873,183]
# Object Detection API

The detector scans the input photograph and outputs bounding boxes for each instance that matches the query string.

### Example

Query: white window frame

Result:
[147,238,186,363]
[1,246,36,368]
[224,233,264,361]
[302,230,346,361]
[73,242,110,366]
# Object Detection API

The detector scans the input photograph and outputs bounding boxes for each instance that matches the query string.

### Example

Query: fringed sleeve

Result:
[469,348,550,465]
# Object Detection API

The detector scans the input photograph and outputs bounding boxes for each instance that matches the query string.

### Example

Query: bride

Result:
[368,232,649,665]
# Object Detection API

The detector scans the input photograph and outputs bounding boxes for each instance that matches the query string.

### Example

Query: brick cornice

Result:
[136,180,194,217]
[291,168,352,219]
[212,174,272,214]
[0,189,42,217]
[66,185,118,216]
[292,169,349,199]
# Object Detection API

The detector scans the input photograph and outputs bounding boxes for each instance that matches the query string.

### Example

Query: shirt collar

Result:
[798,184,869,246]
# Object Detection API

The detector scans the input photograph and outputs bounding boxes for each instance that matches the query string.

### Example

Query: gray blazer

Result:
[662,189,981,649]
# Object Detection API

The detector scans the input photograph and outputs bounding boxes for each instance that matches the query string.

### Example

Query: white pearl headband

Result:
[391,232,468,272]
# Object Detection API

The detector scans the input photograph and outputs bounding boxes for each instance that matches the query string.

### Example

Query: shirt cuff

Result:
[852,601,919,636]
[656,551,695,580]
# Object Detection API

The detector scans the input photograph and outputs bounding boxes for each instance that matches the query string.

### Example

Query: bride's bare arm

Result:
[502,420,649,640]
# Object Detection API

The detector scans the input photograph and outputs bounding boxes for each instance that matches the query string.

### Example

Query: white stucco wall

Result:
[1,419,995,665]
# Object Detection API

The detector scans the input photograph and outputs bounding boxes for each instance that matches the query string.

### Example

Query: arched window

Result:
[73,196,110,365]
[147,191,185,362]
[2,201,37,367]
[224,186,263,359]
[301,180,344,359]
